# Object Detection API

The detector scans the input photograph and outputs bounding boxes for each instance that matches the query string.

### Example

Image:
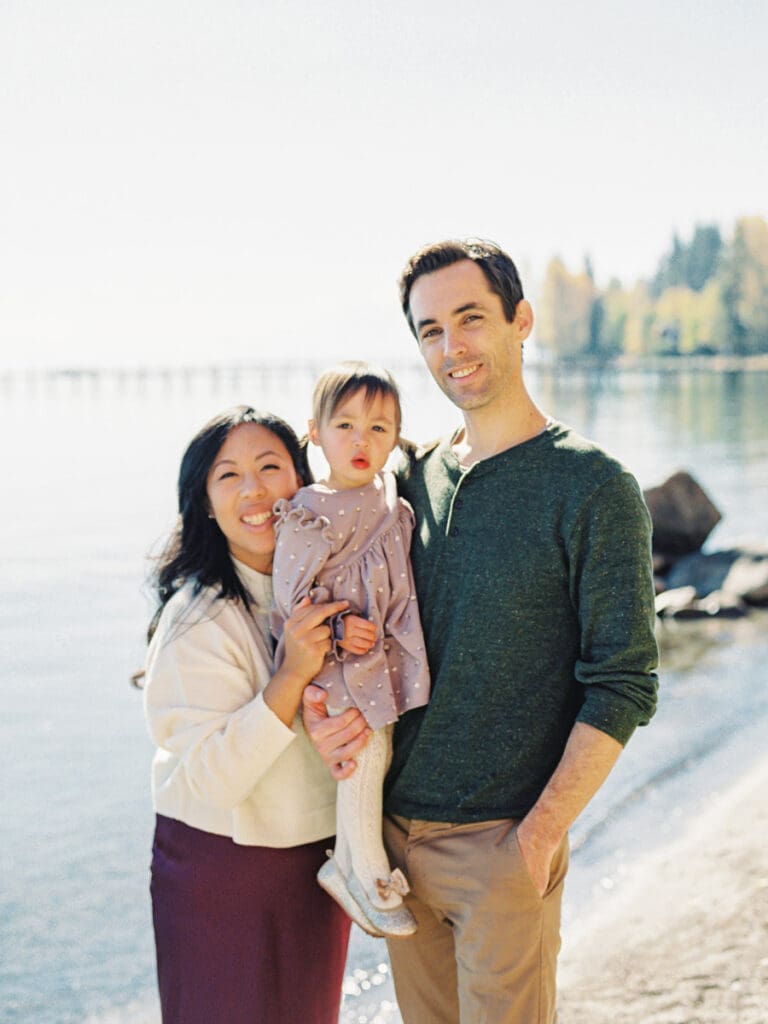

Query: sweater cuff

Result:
[330,609,353,660]
[252,690,302,743]
[575,692,643,747]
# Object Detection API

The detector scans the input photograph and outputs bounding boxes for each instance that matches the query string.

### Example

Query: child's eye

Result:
[336,422,352,430]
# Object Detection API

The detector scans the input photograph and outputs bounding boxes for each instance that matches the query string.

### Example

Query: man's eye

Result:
[421,327,440,342]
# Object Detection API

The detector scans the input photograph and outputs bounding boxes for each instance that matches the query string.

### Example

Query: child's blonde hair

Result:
[311,361,403,438]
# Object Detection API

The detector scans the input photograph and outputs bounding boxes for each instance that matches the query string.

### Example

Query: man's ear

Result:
[308,419,320,446]
[513,299,534,343]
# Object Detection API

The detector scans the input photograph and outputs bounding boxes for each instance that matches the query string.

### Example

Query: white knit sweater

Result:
[143,559,337,847]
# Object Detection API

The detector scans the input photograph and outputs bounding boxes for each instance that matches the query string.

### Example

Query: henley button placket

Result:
[445,466,474,537]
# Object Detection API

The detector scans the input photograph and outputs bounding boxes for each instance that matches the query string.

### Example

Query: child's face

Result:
[310,388,399,490]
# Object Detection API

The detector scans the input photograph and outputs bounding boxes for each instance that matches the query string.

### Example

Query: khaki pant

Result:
[383,815,569,1024]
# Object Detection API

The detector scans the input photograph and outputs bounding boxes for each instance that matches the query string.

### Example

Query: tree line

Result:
[535,215,768,360]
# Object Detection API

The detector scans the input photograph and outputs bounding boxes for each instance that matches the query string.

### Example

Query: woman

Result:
[141,406,353,1023]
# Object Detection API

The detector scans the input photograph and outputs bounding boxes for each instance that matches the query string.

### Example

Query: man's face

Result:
[408,259,530,414]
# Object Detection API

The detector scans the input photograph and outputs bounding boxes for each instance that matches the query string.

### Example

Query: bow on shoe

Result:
[375,868,410,901]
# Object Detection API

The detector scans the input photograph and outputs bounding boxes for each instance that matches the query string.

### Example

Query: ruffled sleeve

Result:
[270,497,336,668]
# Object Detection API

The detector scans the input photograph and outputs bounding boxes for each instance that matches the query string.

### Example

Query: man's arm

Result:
[302,683,371,780]
[516,721,622,896]
[514,470,659,895]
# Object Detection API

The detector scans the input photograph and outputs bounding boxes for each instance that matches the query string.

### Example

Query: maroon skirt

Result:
[150,814,350,1024]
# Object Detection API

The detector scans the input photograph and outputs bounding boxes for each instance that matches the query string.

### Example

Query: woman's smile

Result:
[241,508,274,528]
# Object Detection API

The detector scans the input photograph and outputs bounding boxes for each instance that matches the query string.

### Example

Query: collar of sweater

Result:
[444,419,562,476]
[232,556,273,613]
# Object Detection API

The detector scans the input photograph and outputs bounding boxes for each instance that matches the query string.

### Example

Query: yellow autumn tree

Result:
[721,216,768,353]
[536,257,595,358]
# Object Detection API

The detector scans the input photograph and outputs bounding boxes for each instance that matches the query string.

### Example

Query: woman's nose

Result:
[242,473,266,496]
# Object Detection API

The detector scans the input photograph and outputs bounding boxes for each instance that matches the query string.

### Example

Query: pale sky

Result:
[1,0,766,369]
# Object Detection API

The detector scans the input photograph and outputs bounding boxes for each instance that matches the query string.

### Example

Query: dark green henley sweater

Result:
[385,420,659,823]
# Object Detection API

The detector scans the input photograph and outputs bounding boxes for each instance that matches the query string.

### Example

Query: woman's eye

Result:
[219,471,237,480]
[260,463,280,471]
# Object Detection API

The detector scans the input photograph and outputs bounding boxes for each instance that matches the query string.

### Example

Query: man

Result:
[304,238,658,1024]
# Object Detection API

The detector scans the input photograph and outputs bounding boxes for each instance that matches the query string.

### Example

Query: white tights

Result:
[331,724,403,910]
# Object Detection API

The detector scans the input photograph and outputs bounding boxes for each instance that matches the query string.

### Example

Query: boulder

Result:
[697,590,748,618]
[654,584,748,619]
[722,545,768,605]
[643,471,722,556]
[655,586,699,618]
[664,550,738,597]
[663,545,768,606]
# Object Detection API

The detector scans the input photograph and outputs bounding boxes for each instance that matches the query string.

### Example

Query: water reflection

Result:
[1,362,767,1024]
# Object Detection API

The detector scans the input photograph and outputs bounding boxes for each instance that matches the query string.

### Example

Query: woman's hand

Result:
[282,597,349,680]
[302,684,371,780]
[264,598,349,726]
[337,615,377,655]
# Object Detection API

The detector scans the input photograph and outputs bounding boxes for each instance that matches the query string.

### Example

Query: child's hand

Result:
[337,615,377,655]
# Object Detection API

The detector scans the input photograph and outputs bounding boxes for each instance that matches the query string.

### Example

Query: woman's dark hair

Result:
[141,406,310,652]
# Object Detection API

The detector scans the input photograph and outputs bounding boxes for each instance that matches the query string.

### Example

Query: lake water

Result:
[2,363,767,1023]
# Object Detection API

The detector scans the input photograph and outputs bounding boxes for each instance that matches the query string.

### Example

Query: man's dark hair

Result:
[398,238,525,337]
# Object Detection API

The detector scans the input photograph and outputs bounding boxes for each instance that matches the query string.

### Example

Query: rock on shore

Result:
[645,472,768,618]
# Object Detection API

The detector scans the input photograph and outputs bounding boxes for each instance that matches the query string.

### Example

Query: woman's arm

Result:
[144,597,347,809]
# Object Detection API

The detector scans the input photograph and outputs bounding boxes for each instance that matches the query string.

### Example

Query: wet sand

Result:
[557,752,768,1023]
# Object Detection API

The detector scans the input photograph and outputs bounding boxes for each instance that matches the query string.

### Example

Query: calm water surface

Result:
[2,365,767,1023]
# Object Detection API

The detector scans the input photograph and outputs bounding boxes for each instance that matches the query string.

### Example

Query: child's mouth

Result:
[352,456,369,469]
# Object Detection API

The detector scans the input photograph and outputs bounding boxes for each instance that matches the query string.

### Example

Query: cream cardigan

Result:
[143,559,337,847]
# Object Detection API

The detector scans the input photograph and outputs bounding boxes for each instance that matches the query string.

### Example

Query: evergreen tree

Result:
[650,234,686,297]
[686,224,722,292]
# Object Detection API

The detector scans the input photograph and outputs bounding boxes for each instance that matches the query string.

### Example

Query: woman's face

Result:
[206,423,301,573]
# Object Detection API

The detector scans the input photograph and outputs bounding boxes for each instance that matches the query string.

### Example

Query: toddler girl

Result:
[271,361,430,938]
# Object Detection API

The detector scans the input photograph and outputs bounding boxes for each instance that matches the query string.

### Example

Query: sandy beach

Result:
[556,752,768,1023]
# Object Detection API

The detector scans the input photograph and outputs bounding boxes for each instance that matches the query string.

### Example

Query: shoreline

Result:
[556,751,768,1022]
[2,353,768,386]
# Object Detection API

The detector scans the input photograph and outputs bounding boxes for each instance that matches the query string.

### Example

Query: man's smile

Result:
[448,363,481,380]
